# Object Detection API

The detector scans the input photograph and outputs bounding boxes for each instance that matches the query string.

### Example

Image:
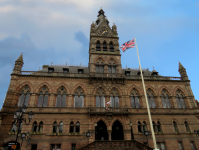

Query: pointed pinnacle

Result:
[16,54,23,62]
[178,61,185,70]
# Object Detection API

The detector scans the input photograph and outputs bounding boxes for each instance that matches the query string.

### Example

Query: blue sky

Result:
[0,0,199,108]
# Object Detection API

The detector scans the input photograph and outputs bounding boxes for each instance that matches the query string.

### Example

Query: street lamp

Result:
[130,121,134,140]
[142,130,151,146]
[194,130,199,136]
[14,105,34,147]
[95,122,98,140]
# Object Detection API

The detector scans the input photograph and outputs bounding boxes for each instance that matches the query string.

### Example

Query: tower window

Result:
[103,42,107,51]
[96,41,101,51]
[109,42,114,52]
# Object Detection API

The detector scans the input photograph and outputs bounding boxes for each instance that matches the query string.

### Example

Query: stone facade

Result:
[0,9,199,150]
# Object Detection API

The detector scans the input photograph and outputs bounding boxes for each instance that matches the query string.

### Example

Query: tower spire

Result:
[178,61,188,80]
[97,8,106,17]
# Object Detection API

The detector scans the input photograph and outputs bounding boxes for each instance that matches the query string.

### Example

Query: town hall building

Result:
[0,9,199,150]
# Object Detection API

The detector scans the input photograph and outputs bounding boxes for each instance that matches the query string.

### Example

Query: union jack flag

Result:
[106,101,111,111]
[120,39,135,52]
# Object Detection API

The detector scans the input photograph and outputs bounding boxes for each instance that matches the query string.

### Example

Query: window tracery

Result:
[96,88,105,107]
[176,90,186,108]
[108,59,116,74]
[96,59,104,73]
[18,86,30,107]
[56,86,67,107]
[147,89,156,108]
[161,90,171,108]
[74,87,84,108]
[37,86,49,107]
[130,89,140,108]
[110,89,119,108]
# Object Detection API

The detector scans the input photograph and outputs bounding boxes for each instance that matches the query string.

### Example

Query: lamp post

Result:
[130,121,134,140]
[142,131,151,147]
[194,130,199,137]
[95,122,98,140]
[14,105,34,147]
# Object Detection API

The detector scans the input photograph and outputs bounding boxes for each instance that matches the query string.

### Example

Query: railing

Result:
[20,71,89,77]
[89,108,128,114]
[79,140,153,150]
[125,75,182,80]
[90,73,124,78]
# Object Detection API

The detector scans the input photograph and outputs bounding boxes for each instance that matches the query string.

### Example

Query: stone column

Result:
[108,130,112,140]
[48,93,55,107]
[67,94,73,107]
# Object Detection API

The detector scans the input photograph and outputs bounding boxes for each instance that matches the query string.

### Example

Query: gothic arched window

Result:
[157,121,162,133]
[161,90,171,108]
[56,87,67,107]
[18,86,30,107]
[96,41,101,51]
[184,121,190,132]
[39,122,43,133]
[147,89,156,108]
[32,121,37,132]
[130,89,140,108]
[103,41,107,51]
[109,41,114,52]
[53,121,57,133]
[110,89,119,108]
[153,121,157,133]
[96,88,105,107]
[70,121,74,133]
[37,86,49,107]
[74,88,84,108]
[108,59,116,74]
[96,59,104,73]
[176,90,186,108]
[59,122,63,133]
[173,121,179,133]
[76,121,80,133]
[143,121,147,132]
[137,121,142,133]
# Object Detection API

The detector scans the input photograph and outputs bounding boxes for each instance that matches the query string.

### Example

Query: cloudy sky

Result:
[0,0,199,108]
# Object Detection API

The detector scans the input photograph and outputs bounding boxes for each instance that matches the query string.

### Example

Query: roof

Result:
[16,54,23,62]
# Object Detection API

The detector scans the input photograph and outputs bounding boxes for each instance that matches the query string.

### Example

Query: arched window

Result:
[96,59,104,73]
[96,41,101,51]
[108,59,116,74]
[130,89,140,108]
[173,121,179,133]
[53,122,57,133]
[137,121,142,133]
[153,121,157,133]
[59,122,63,133]
[157,121,162,133]
[176,90,186,108]
[147,89,156,108]
[10,122,17,133]
[37,86,49,107]
[110,89,119,108]
[143,121,147,132]
[39,122,43,133]
[74,88,84,108]
[103,41,107,51]
[32,121,37,132]
[56,87,67,107]
[161,90,171,108]
[184,121,190,132]
[109,42,114,52]
[96,88,105,107]
[18,86,30,107]
[76,121,80,133]
[70,121,74,133]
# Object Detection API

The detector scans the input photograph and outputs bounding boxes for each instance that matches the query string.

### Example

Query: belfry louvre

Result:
[0,9,199,150]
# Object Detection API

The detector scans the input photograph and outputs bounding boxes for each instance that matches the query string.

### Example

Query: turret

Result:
[178,62,188,80]
[12,54,23,74]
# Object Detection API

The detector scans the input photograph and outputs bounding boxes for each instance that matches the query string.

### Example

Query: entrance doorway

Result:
[111,120,124,140]
[96,120,108,140]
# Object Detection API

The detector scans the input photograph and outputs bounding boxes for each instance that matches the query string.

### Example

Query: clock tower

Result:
[89,8,122,75]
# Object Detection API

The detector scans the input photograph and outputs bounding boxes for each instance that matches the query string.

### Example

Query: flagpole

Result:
[134,37,157,149]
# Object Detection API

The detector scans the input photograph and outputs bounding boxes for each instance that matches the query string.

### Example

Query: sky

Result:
[0,0,199,109]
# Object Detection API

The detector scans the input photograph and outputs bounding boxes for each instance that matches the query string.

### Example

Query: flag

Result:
[120,39,135,52]
[106,101,111,111]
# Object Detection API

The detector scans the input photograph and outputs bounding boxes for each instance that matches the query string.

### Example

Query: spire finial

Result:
[153,66,154,70]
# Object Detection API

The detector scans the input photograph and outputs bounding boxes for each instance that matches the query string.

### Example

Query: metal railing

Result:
[89,107,128,114]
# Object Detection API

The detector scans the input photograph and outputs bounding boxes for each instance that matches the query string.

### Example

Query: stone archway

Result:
[96,120,108,141]
[111,120,124,140]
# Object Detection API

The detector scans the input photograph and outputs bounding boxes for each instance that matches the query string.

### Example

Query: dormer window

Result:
[63,68,69,73]
[125,71,130,76]
[151,72,158,76]
[78,69,83,74]
[48,68,54,72]
[137,71,144,76]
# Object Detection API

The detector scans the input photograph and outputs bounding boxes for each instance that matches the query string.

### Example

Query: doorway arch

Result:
[111,120,124,140]
[96,120,108,140]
